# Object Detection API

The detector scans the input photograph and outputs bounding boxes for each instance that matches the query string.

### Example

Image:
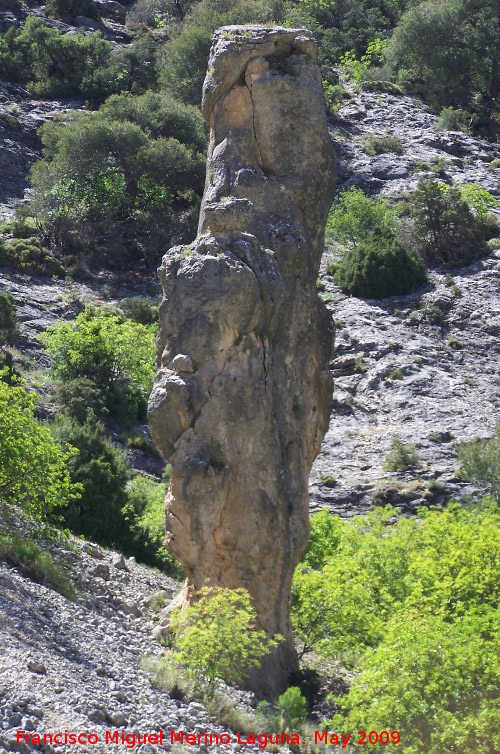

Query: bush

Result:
[0,291,17,344]
[457,424,500,501]
[334,608,500,754]
[40,307,156,418]
[276,686,307,730]
[326,187,397,248]
[361,134,403,155]
[0,374,81,521]
[119,297,158,325]
[169,586,281,691]
[122,473,182,576]
[0,535,76,599]
[54,378,109,424]
[0,237,65,277]
[51,413,131,547]
[334,229,427,299]
[409,177,498,267]
[383,436,420,471]
[437,106,473,133]
[28,92,206,269]
[0,18,113,99]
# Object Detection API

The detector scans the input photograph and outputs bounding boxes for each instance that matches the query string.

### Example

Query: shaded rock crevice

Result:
[148,25,336,699]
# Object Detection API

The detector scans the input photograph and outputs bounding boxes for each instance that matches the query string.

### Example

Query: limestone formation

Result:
[148,25,336,698]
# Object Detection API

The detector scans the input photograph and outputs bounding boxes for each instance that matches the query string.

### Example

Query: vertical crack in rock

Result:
[148,25,336,699]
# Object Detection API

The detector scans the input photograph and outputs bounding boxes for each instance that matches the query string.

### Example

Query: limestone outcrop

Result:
[148,25,336,698]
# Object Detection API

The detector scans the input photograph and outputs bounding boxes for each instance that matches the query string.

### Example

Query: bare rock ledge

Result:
[148,25,336,699]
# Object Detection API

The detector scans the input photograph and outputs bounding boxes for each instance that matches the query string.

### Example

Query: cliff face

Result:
[148,25,335,698]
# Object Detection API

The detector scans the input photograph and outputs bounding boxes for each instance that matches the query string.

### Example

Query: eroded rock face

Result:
[148,25,335,698]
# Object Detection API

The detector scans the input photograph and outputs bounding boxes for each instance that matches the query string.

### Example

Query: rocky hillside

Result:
[0,506,269,754]
[1,30,500,754]
[310,89,500,516]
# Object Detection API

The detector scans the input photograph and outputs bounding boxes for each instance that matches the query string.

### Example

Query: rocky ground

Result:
[309,89,500,515]
[0,506,280,754]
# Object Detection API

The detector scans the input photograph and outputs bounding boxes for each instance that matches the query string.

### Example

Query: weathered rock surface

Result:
[148,26,336,698]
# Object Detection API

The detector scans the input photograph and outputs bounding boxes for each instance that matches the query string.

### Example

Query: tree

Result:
[28,92,206,268]
[51,413,131,546]
[386,0,500,130]
[40,307,156,417]
[0,374,81,520]
[169,586,281,690]
[0,291,18,345]
[409,177,497,266]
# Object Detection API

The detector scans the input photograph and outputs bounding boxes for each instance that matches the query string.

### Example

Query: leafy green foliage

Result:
[51,413,131,547]
[40,307,156,417]
[0,291,17,344]
[276,686,307,730]
[169,586,281,690]
[340,38,386,83]
[294,502,500,752]
[326,187,396,247]
[383,436,420,471]
[334,229,427,299]
[409,177,498,267]
[0,18,112,99]
[457,424,500,501]
[0,534,76,599]
[28,92,206,268]
[437,106,473,134]
[0,374,81,520]
[385,0,500,135]
[119,297,158,325]
[122,473,182,576]
[335,608,500,754]
[0,237,65,277]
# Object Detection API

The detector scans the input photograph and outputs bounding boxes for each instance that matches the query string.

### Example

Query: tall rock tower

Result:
[148,25,336,698]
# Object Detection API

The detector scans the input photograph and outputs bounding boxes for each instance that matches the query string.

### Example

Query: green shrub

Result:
[119,297,158,325]
[458,424,500,501]
[437,106,473,133]
[334,229,427,299]
[410,177,498,267]
[0,238,65,277]
[54,377,109,424]
[362,80,404,95]
[169,586,281,691]
[0,535,76,599]
[326,187,397,248]
[333,608,500,754]
[0,374,81,520]
[28,92,206,269]
[447,336,463,349]
[51,413,131,547]
[276,686,307,730]
[361,134,403,155]
[0,291,17,344]
[40,307,156,417]
[122,473,182,576]
[383,436,420,471]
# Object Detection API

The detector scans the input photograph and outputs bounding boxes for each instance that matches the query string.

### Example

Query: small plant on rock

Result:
[384,437,420,472]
